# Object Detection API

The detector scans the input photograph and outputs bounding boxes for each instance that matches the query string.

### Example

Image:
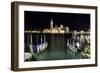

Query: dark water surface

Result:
[29,34,81,61]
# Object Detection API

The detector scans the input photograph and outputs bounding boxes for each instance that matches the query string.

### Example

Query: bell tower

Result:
[50,18,53,29]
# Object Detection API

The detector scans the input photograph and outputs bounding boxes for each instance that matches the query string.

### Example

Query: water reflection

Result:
[24,32,90,61]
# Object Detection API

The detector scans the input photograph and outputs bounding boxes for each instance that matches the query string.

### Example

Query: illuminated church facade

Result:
[43,19,69,33]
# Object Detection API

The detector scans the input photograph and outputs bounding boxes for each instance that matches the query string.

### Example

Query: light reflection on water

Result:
[25,33,83,61]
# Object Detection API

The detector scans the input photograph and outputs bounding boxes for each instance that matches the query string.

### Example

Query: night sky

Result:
[24,11,90,31]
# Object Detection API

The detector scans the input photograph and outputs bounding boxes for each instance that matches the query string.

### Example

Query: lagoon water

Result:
[25,33,81,61]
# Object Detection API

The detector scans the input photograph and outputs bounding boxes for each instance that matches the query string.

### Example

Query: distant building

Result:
[43,18,66,33]
[50,18,53,29]
[65,27,69,32]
